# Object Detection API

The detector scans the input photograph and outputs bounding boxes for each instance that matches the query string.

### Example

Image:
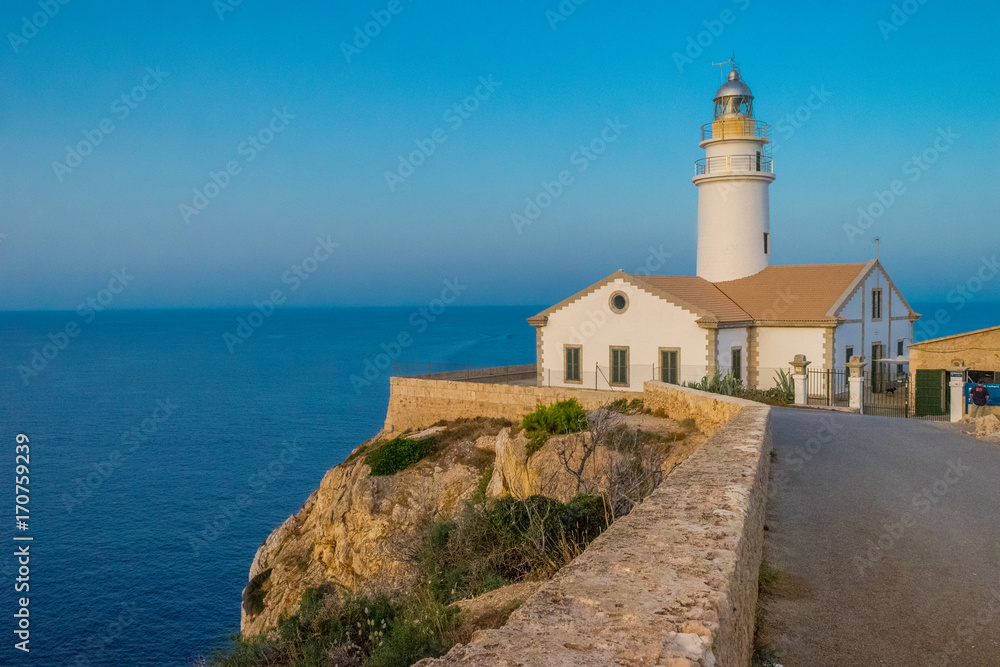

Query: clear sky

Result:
[2,0,998,309]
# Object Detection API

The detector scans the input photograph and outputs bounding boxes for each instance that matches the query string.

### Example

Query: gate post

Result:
[790,355,810,406]
[949,362,969,423]
[847,355,864,412]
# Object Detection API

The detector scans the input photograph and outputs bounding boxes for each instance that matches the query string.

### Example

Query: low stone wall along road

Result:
[764,408,1000,666]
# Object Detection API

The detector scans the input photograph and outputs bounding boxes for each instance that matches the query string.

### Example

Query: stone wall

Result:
[643,381,747,435]
[383,377,642,434]
[416,381,772,667]
[400,364,537,384]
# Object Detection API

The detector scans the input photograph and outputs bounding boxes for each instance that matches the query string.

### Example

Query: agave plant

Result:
[684,372,743,397]
[773,369,795,403]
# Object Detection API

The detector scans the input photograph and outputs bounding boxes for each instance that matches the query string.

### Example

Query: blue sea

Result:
[0,302,996,666]
[0,307,539,666]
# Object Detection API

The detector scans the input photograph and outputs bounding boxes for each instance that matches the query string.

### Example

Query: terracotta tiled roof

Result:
[713,262,871,322]
[630,275,751,323]
[530,262,895,328]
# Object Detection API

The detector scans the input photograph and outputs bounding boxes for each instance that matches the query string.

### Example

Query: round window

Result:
[609,292,628,313]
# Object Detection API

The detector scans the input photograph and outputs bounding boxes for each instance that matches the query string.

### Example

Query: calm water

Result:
[0,307,539,666]
[0,302,996,666]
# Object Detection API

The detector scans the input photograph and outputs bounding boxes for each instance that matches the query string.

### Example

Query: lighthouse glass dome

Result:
[713,69,754,119]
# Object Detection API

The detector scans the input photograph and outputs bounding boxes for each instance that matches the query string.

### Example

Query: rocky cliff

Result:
[240,412,702,637]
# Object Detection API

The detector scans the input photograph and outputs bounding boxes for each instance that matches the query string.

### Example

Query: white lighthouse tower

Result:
[693,58,775,282]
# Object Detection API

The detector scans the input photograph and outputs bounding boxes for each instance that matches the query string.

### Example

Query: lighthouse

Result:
[693,59,775,282]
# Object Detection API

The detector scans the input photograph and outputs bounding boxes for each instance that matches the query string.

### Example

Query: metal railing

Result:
[701,119,771,142]
[695,154,773,176]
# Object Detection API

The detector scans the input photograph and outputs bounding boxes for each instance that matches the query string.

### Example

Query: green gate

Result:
[914,369,948,417]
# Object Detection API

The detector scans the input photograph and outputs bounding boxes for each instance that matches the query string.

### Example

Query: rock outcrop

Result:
[240,412,703,637]
[241,426,487,635]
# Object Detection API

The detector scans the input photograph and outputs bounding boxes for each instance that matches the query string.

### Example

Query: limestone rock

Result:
[486,427,617,504]
[240,433,483,636]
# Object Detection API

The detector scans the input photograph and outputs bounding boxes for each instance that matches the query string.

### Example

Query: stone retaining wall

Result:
[400,364,537,384]
[416,381,772,667]
[644,380,747,436]
[383,376,642,434]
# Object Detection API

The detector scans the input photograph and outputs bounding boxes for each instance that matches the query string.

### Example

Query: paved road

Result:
[763,408,1000,666]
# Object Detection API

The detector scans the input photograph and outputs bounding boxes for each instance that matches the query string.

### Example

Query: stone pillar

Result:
[949,363,969,423]
[789,354,810,406]
[846,355,865,412]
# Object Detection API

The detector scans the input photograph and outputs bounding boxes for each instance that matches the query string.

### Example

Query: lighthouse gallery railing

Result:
[695,154,773,176]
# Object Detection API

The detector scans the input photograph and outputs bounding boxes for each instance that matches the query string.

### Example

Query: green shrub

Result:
[418,494,609,603]
[522,399,587,435]
[679,417,697,430]
[243,568,271,617]
[365,437,436,476]
[206,633,284,666]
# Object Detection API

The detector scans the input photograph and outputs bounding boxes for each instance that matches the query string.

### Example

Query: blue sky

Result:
[1,0,998,309]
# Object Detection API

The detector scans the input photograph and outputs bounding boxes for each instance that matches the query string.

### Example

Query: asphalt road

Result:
[763,408,1000,666]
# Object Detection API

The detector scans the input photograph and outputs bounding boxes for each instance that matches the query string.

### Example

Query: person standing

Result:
[969,379,990,418]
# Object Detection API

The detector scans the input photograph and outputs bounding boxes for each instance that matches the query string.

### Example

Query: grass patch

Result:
[751,560,782,667]
[418,494,609,603]
[434,417,513,449]
[365,437,437,477]
[211,587,461,667]
[470,466,493,505]
[607,398,645,415]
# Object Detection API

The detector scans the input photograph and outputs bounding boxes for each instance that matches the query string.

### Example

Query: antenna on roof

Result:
[711,53,740,83]
[873,237,880,262]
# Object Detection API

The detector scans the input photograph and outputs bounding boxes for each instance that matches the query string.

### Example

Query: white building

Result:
[528,60,918,391]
